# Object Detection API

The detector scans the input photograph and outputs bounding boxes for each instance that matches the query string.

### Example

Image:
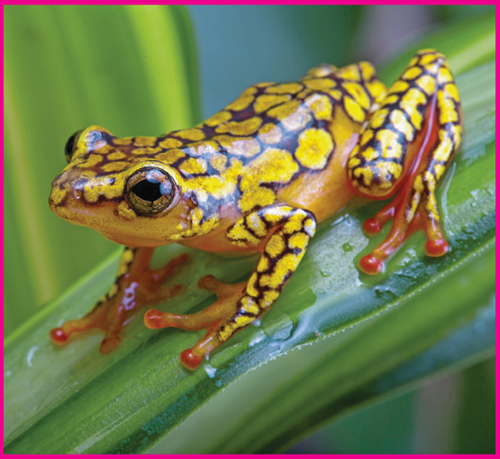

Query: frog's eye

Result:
[126,168,176,215]
[65,130,83,163]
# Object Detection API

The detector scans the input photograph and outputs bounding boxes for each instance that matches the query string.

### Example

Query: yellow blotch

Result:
[209,153,227,172]
[254,94,290,113]
[295,128,334,170]
[215,117,262,136]
[343,82,371,110]
[438,67,453,85]
[225,88,256,112]
[438,92,458,124]
[402,66,422,80]
[353,166,374,187]
[257,255,270,272]
[260,290,279,309]
[265,83,303,94]
[305,94,333,121]
[336,64,361,81]
[415,75,436,96]
[389,110,414,142]
[434,163,446,180]
[401,88,427,130]
[408,56,419,67]
[101,161,130,173]
[188,140,218,157]
[288,232,308,251]
[239,187,276,213]
[134,137,156,147]
[388,80,410,94]
[381,94,400,107]
[303,218,316,237]
[113,137,133,146]
[246,213,268,238]
[83,185,100,203]
[360,129,374,146]
[377,129,403,159]
[158,137,183,149]
[259,253,301,289]
[307,64,336,78]
[215,135,261,158]
[343,96,365,123]
[283,212,306,235]
[204,110,232,127]
[50,188,66,205]
[267,100,301,120]
[241,294,260,316]
[445,83,460,102]
[376,161,402,184]
[78,154,103,168]
[282,105,312,131]
[228,222,260,247]
[327,89,343,100]
[258,123,282,144]
[189,158,243,201]
[266,234,286,258]
[107,152,126,161]
[361,146,379,162]
[132,147,161,155]
[348,157,361,168]
[241,148,299,191]
[419,53,438,65]
[433,134,453,162]
[155,149,186,165]
[304,78,336,91]
[179,157,207,176]
[175,128,206,141]
[366,80,387,103]
[359,62,375,80]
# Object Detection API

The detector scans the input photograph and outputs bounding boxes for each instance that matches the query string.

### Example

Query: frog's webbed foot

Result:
[145,205,317,370]
[145,275,247,369]
[50,249,189,353]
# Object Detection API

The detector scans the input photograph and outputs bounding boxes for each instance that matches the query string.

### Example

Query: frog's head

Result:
[49,126,196,247]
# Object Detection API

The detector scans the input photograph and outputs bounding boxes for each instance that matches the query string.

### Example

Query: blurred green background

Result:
[4,4,495,454]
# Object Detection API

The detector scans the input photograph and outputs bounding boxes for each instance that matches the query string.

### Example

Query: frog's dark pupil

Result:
[133,179,163,202]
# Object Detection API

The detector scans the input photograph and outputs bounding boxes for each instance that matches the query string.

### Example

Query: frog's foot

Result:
[50,250,189,353]
[144,275,247,369]
[359,178,449,275]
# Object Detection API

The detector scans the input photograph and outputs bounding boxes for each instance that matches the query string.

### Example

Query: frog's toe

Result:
[50,327,69,345]
[180,348,204,371]
[100,336,121,354]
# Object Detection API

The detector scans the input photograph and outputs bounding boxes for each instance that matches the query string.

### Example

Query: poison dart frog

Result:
[49,50,462,370]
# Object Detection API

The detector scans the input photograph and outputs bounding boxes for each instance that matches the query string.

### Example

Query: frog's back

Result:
[157,62,387,222]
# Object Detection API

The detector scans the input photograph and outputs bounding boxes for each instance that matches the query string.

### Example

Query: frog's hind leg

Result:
[50,248,189,353]
[348,50,462,274]
[144,205,317,370]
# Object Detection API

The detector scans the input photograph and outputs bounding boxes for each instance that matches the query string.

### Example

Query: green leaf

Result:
[4,11,494,454]
[3,5,198,335]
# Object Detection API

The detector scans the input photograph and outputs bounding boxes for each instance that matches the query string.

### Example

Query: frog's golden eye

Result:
[65,130,83,163]
[126,168,176,215]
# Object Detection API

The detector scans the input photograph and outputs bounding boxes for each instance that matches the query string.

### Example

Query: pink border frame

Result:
[1,1,497,457]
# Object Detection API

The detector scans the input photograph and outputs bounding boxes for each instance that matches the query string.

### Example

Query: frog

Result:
[49,49,462,370]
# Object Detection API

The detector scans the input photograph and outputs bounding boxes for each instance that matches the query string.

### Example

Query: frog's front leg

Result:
[348,49,462,274]
[50,248,189,353]
[144,205,317,370]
